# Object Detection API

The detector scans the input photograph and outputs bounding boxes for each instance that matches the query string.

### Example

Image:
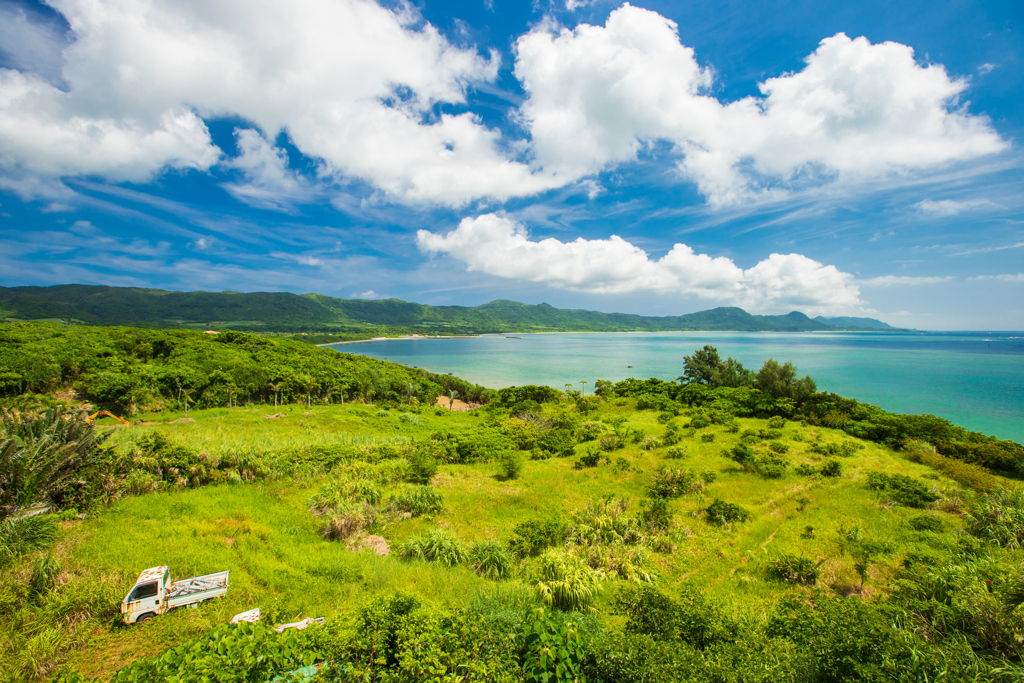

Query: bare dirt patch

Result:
[434,396,480,412]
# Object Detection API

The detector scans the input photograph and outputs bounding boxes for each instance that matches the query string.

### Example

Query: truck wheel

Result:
[137,612,156,624]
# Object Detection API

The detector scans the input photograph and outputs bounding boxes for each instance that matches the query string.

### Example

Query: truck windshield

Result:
[129,582,159,601]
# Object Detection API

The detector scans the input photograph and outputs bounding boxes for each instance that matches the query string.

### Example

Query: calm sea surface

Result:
[327,332,1024,443]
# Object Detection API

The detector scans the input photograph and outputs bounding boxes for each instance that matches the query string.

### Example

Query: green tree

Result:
[712,357,754,388]
[679,345,722,385]
[299,375,316,408]
[594,379,614,398]
[756,359,816,400]
[448,389,459,412]
[267,381,284,409]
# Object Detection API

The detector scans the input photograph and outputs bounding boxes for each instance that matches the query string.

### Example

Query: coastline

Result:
[319,334,482,347]
[319,328,909,346]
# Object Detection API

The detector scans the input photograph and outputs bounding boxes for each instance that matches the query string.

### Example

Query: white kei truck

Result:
[121,566,229,624]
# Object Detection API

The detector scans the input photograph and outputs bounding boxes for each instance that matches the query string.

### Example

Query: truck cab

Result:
[122,566,171,624]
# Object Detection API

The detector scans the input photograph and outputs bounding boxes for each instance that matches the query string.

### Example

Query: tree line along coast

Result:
[1,320,1023,682]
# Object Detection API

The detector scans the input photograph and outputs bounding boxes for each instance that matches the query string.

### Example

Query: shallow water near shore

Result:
[328,331,1024,442]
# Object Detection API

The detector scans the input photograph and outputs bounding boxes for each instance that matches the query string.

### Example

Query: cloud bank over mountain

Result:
[418,213,862,315]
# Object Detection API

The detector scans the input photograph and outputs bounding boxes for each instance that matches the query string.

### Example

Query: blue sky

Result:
[0,0,1021,329]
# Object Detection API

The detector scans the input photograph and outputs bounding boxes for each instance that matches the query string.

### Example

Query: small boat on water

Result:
[506,336,522,339]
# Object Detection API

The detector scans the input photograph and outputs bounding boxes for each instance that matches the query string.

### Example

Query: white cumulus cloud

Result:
[0,0,557,206]
[0,1,1008,209]
[514,4,1008,205]
[417,213,862,314]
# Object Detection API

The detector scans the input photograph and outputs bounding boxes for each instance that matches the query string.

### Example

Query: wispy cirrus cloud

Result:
[915,199,997,216]
[970,273,1024,282]
[859,275,955,286]
[955,241,1024,256]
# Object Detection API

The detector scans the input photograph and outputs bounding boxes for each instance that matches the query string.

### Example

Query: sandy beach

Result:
[318,334,481,347]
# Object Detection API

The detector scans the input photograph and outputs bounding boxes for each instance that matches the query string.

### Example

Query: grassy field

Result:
[2,399,1005,681]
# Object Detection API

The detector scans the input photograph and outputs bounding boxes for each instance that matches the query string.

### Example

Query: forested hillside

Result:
[0,285,896,335]
[0,322,490,414]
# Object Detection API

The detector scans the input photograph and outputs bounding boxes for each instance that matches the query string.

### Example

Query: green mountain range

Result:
[0,284,896,334]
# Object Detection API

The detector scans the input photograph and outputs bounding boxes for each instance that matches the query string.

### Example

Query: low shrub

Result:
[640,436,661,451]
[574,448,605,469]
[866,472,939,508]
[577,421,606,442]
[648,468,701,498]
[795,464,817,476]
[386,485,444,517]
[537,429,577,457]
[767,416,786,429]
[811,441,865,457]
[599,435,624,452]
[665,445,687,459]
[705,499,749,526]
[701,470,718,484]
[468,540,514,580]
[768,441,789,454]
[689,415,711,430]
[308,478,383,514]
[819,459,843,477]
[106,621,319,682]
[496,450,525,480]
[534,549,603,612]
[639,498,673,531]
[529,447,552,460]
[398,529,467,566]
[320,503,377,540]
[523,608,586,683]
[509,518,567,558]
[755,454,788,479]
[568,497,641,547]
[765,554,822,585]
[909,515,945,533]
[616,585,737,649]
[582,544,657,583]
[407,447,439,484]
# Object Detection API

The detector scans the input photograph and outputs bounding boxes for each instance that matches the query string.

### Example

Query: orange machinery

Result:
[85,410,131,426]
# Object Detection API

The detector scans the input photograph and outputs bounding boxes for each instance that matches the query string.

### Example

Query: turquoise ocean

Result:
[328,332,1024,443]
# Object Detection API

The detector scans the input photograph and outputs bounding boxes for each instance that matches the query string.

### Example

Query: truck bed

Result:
[167,570,229,600]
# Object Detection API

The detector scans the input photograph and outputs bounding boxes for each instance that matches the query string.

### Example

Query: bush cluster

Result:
[866,471,940,508]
